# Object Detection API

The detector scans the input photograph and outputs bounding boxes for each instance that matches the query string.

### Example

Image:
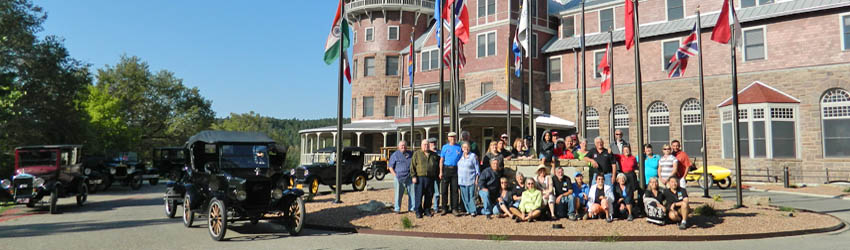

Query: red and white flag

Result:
[598,43,611,94]
[624,0,636,50]
[442,37,466,70]
[711,0,742,46]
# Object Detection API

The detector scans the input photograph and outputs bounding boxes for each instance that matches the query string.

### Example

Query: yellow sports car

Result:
[686,165,733,190]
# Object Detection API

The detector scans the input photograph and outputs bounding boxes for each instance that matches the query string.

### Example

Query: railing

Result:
[395,103,447,118]
[346,0,435,13]
[364,153,383,166]
[300,152,385,167]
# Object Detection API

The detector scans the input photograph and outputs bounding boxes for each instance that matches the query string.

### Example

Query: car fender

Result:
[183,183,202,209]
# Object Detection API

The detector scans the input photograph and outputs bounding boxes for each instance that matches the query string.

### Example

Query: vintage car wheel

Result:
[149,178,159,186]
[697,174,714,190]
[100,175,112,192]
[717,177,733,189]
[76,183,88,206]
[49,185,60,214]
[129,175,143,190]
[308,178,320,196]
[183,195,195,227]
[374,168,387,181]
[285,197,305,236]
[352,174,367,191]
[208,198,227,241]
[365,165,374,180]
[165,199,177,218]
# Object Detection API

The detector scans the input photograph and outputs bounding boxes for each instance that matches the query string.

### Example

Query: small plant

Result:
[843,187,850,193]
[779,206,796,213]
[601,233,622,243]
[713,195,723,203]
[488,235,509,241]
[694,204,718,217]
[401,216,413,229]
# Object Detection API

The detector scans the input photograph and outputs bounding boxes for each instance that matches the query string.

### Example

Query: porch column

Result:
[382,132,388,147]
[355,132,363,147]
[424,127,431,140]
[420,89,427,116]
[317,132,324,149]
[331,132,338,147]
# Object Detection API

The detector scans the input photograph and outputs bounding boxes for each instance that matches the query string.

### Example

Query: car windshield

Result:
[220,144,269,169]
[162,149,185,160]
[109,152,138,163]
[17,150,58,167]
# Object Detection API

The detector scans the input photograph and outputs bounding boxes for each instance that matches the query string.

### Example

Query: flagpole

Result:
[506,38,512,145]
[451,1,458,134]
[334,0,345,204]
[439,1,445,148]
[410,29,416,149]
[730,23,743,208]
[574,49,580,135]
[527,0,536,152]
[696,9,710,198]
[631,0,645,190]
[608,30,614,149]
[580,0,587,139]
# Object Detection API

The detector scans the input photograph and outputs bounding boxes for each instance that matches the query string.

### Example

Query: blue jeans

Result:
[478,189,495,215]
[432,180,440,211]
[393,176,415,212]
[459,185,477,215]
[554,195,577,218]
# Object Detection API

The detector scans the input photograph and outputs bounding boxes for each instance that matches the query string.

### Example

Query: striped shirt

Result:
[658,155,677,181]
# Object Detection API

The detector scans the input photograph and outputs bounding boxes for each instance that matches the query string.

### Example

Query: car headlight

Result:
[34,178,45,187]
[272,188,283,199]
[84,168,92,175]
[289,169,295,175]
[235,190,247,201]
[109,168,117,174]
[0,179,10,189]
[304,169,309,176]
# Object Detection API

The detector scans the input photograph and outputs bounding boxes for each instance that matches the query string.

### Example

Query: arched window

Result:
[648,102,670,154]
[586,107,600,140]
[681,99,703,157]
[821,88,850,157]
[613,104,630,142]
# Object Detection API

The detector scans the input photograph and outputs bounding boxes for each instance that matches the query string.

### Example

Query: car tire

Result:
[49,185,60,214]
[129,175,143,190]
[165,199,177,218]
[352,174,367,191]
[717,177,733,189]
[208,198,227,241]
[183,195,195,227]
[149,178,159,186]
[365,165,374,180]
[374,168,386,181]
[76,182,88,206]
[285,197,305,236]
[697,174,713,190]
[101,175,112,192]
[308,178,320,197]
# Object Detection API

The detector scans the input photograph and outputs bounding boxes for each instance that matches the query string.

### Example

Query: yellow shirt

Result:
[518,188,542,213]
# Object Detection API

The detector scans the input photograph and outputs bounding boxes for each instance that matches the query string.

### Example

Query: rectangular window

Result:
[562,16,575,38]
[477,31,497,57]
[421,51,430,71]
[480,82,493,95]
[586,129,600,143]
[531,0,537,17]
[352,98,357,118]
[530,33,538,58]
[744,28,766,61]
[843,15,850,50]
[388,26,399,40]
[649,127,670,155]
[385,96,398,117]
[742,0,774,8]
[364,57,375,76]
[772,121,796,158]
[488,0,495,15]
[352,59,358,79]
[824,119,850,157]
[594,50,605,78]
[548,57,561,83]
[666,0,684,21]
[365,27,374,41]
[738,122,750,158]
[363,96,374,117]
[722,123,733,158]
[459,81,466,103]
[599,8,614,32]
[662,40,679,70]
[682,125,703,157]
[420,50,440,71]
[477,33,486,57]
[752,121,766,157]
[430,50,439,70]
[477,0,496,17]
[487,32,496,57]
[386,56,399,76]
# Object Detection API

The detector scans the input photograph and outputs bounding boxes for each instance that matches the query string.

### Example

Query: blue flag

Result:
[434,0,441,48]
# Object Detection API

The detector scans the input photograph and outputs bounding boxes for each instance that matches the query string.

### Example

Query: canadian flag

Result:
[598,43,611,94]
[711,0,742,46]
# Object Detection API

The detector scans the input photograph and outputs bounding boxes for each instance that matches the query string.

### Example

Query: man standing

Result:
[584,137,618,186]
[611,129,629,154]
[428,138,440,212]
[411,139,439,218]
[388,141,413,213]
[439,132,463,216]
[460,131,478,155]
[671,140,692,187]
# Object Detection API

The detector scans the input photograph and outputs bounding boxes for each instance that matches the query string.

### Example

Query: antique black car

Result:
[164,131,304,241]
[1,145,90,214]
[293,147,368,197]
[152,147,187,181]
[101,151,160,190]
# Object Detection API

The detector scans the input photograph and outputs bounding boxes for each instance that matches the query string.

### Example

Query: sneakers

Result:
[679,221,687,230]
[568,214,577,221]
[486,214,492,220]
[606,215,613,223]
[470,213,477,217]
[627,215,634,221]
[416,213,423,219]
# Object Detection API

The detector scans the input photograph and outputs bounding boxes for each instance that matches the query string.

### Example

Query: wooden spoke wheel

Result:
[285,197,305,236]
[207,199,227,241]
[183,195,194,227]
[352,174,367,191]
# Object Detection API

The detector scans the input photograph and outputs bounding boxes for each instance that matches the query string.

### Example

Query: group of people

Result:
[387,129,694,229]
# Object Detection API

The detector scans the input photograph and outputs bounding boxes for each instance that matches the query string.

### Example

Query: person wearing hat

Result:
[571,172,590,220]
[459,131,478,156]
[499,133,513,152]
[439,132,463,216]
[534,165,555,220]
[428,137,441,212]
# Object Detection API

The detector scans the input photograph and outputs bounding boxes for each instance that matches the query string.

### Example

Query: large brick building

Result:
[301,0,850,183]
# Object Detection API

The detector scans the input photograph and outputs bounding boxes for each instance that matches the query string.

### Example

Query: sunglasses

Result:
[663,148,671,150]
[615,134,622,136]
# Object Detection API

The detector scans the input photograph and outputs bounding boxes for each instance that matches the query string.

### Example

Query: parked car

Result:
[293,147,368,197]
[152,147,188,181]
[1,145,91,214]
[364,147,395,181]
[164,130,304,241]
[101,151,159,190]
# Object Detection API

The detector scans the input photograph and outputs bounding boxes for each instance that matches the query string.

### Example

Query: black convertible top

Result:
[185,131,276,147]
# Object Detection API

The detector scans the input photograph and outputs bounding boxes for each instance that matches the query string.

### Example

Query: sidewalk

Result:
[688,187,850,223]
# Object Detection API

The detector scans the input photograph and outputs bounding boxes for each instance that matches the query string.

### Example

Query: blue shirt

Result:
[457,153,479,186]
[643,154,661,185]
[572,182,589,200]
[440,143,462,166]
[388,150,412,179]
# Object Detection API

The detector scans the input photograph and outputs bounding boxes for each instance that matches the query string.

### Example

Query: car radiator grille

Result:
[115,167,128,177]
[245,181,272,206]
[295,168,305,179]
[13,177,33,197]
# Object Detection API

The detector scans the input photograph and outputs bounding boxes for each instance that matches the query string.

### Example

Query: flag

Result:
[624,0,635,50]
[434,0,442,48]
[442,0,470,44]
[323,0,350,65]
[711,0,742,46]
[515,0,529,57]
[598,42,611,94]
[442,37,466,70]
[408,37,415,86]
[666,23,700,78]
[343,51,352,83]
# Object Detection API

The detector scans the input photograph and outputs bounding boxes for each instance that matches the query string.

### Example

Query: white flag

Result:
[517,0,529,58]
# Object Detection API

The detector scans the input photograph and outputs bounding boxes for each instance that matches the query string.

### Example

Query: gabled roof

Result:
[460,91,544,114]
[400,21,436,55]
[543,0,850,53]
[717,81,801,107]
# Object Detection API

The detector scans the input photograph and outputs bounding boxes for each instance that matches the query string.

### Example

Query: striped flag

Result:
[323,0,351,83]
[442,37,466,70]
[666,23,700,78]
[408,36,415,86]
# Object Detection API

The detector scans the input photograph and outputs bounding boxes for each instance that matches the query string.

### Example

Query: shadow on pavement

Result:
[0,218,172,238]
[224,223,347,242]
[13,195,162,216]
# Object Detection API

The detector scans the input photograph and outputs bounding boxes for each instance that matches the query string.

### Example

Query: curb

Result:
[748,188,850,201]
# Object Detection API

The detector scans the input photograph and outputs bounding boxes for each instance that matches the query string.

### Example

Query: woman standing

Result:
[481,141,501,172]
[643,144,661,186]
[657,144,679,187]
[538,131,555,165]
[614,145,638,192]
[457,143,480,216]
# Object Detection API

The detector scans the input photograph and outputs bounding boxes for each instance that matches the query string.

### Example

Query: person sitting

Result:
[497,140,513,160]
[586,174,614,222]
[510,172,525,211]
[478,158,502,219]
[510,178,543,222]
[511,138,534,159]
[496,177,514,218]
[534,165,555,220]
[571,172,589,221]
[613,173,634,221]
[551,166,574,220]
[664,177,690,230]
[553,139,575,161]
[642,177,666,225]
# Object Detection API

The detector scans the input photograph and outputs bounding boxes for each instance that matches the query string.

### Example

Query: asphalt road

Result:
[0,179,848,250]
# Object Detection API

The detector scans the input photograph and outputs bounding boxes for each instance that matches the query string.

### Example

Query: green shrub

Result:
[401,216,413,229]
[779,206,796,213]
[843,187,850,193]
[713,195,723,203]
[488,235,509,241]
[694,204,718,217]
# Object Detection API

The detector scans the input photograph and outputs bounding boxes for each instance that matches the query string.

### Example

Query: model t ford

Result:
[100,151,160,191]
[152,147,187,181]
[164,131,304,241]
[293,146,368,197]
[1,145,90,214]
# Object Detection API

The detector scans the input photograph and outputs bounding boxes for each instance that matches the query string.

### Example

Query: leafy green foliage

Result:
[487,235,508,241]
[401,216,413,229]
[842,187,850,193]
[779,206,796,213]
[694,204,718,217]
[713,195,723,203]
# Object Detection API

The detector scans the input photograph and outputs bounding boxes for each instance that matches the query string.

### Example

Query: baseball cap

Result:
[552,131,559,136]
[501,133,508,138]
[447,132,457,137]
[574,172,583,177]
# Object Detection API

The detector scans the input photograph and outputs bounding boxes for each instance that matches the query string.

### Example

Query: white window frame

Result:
[719,103,800,159]
[476,30,498,58]
[681,98,703,156]
[385,55,400,76]
[477,0,497,18]
[739,0,785,8]
[531,33,539,58]
[562,15,575,39]
[742,26,768,62]
[587,107,600,130]
[665,0,686,21]
[820,88,850,158]
[661,38,681,71]
[387,26,399,40]
[598,8,615,33]
[548,56,562,84]
[613,104,629,131]
[352,59,358,79]
[420,49,433,72]
[365,27,374,42]
[593,49,606,79]
[840,13,850,51]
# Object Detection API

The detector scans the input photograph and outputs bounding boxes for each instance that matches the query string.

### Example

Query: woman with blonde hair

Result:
[481,141,501,172]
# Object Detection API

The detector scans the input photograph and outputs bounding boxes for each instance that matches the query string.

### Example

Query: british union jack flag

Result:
[666,23,700,78]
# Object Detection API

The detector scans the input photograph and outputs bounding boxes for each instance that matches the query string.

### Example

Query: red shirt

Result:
[615,154,637,173]
[554,147,575,159]
[674,150,692,178]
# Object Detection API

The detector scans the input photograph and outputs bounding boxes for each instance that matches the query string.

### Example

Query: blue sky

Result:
[39,0,351,119]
